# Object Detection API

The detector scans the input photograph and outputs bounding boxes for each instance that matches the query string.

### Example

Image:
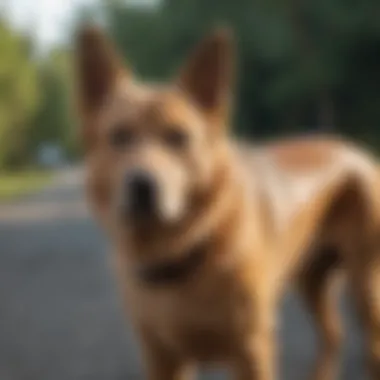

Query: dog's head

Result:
[76,26,235,229]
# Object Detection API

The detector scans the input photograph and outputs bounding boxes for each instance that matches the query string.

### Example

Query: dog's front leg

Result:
[232,295,277,380]
[144,356,194,380]
[233,330,276,380]
[139,330,194,380]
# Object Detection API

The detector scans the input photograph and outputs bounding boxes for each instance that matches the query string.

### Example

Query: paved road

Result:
[0,168,366,379]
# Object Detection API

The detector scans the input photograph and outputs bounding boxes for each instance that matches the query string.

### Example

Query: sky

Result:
[4,0,98,49]
[4,0,156,51]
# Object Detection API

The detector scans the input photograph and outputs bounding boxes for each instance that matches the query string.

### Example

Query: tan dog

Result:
[75,26,380,380]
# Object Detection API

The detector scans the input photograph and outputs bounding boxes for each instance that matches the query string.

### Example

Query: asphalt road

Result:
[0,168,367,380]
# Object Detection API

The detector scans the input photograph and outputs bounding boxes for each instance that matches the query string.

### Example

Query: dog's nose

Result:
[127,172,157,216]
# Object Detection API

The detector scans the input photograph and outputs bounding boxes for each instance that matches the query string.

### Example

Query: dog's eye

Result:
[163,129,188,149]
[109,127,135,150]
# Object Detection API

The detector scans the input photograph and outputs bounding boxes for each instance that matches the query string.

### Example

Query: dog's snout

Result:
[127,172,157,216]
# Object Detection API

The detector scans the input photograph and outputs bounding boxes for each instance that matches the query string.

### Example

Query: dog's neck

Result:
[135,238,211,286]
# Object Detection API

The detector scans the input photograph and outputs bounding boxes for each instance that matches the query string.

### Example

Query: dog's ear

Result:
[177,28,234,125]
[75,25,126,114]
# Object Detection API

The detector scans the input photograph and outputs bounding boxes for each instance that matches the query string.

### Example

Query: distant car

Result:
[36,143,66,168]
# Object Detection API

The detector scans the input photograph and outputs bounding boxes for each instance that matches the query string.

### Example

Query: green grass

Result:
[0,170,53,201]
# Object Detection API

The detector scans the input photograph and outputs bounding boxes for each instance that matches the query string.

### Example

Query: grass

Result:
[0,170,53,201]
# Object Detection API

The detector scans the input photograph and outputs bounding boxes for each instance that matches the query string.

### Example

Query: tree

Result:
[0,18,40,168]
[30,48,79,161]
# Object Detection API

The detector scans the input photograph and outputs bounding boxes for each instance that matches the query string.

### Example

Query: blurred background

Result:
[0,0,378,379]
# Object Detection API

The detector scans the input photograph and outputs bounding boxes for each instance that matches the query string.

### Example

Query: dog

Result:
[75,26,380,380]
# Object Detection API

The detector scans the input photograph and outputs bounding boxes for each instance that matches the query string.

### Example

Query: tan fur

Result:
[75,26,380,380]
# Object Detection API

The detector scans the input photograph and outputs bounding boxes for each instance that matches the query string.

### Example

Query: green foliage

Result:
[30,49,79,160]
[0,19,78,170]
[0,170,52,201]
[0,19,40,168]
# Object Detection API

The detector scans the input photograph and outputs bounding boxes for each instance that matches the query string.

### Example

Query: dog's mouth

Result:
[119,202,160,226]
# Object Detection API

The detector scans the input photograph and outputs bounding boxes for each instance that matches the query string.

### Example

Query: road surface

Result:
[0,168,366,379]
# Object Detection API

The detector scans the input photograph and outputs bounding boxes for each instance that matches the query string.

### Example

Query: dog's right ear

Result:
[177,28,234,127]
[75,25,126,114]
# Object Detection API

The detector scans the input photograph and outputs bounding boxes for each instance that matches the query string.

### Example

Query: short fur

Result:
[75,26,380,380]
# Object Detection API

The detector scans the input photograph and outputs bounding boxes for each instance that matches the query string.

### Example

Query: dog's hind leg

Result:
[327,174,380,379]
[297,247,343,380]
[345,237,380,379]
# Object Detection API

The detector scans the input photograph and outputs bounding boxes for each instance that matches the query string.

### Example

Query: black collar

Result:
[136,241,208,286]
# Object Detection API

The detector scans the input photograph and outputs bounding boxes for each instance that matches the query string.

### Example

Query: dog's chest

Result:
[133,280,253,362]
[175,320,236,362]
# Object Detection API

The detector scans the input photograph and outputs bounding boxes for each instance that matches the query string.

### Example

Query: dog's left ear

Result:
[75,25,126,115]
[177,28,235,126]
